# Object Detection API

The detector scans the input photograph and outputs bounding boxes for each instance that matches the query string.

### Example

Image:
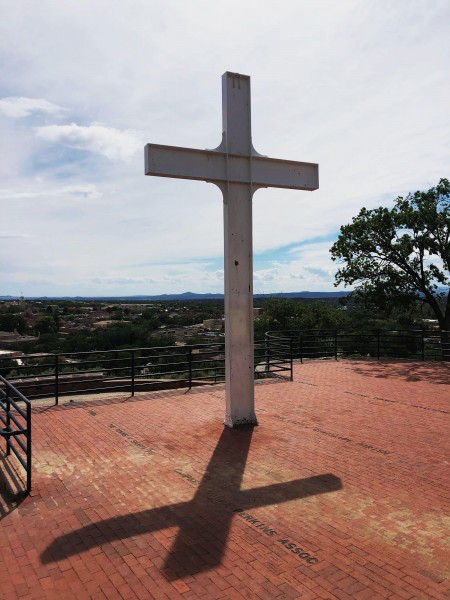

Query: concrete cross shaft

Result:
[145,71,319,427]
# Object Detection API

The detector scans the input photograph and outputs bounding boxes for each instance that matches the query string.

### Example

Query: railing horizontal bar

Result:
[0,397,28,419]
[0,386,30,406]
[10,433,27,455]
[140,368,190,376]
[9,445,27,469]
[4,410,26,431]
[133,381,183,388]
[191,370,222,376]
[265,361,288,367]
[1,428,27,438]
[6,402,27,420]
[191,359,223,366]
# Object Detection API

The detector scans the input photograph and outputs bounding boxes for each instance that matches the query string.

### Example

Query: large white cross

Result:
[145,72,319,427]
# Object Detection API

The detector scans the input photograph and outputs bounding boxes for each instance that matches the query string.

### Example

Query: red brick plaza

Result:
[1,360,449,600]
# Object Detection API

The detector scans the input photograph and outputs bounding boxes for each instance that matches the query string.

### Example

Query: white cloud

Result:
[1,0,449,295]
[59,184,103,200]
[73,262,226,295]
[0,184,102,201]
[91,276,154,286]
[0,233,33,240]
[253,242,343,294]
[35,123,143,162]
[0,97,64,118]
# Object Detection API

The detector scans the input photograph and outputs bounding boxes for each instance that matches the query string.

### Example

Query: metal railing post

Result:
[290,338,293,381]
[377,330,380,360]
[54,354,59,406]
[334,330,338,360]
[26,400,32,493]
[443,331,450,361]
[131,350,135,396]
[5,386,11,456]
[421,330,425,361]
[300,333,303,364]
[188,346,193,389]
[265,334,270,373]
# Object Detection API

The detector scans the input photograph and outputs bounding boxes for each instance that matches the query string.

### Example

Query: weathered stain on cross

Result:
[145,72,319,427]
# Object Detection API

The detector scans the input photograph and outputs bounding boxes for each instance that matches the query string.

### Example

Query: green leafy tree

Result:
[35,316,58,335]
[0,313,27,334]
[341,296,423,331]
[330,179,450,344]
[259,298,300,330]
[254,298,350,338]
[138,310,160,331]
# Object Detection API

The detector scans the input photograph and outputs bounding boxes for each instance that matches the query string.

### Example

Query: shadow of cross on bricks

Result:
[41,426,342,580]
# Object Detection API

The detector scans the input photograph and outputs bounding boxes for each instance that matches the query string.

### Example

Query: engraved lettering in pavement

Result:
[108,423,157,455]
[174,468,320,565]
[273,415,391,455]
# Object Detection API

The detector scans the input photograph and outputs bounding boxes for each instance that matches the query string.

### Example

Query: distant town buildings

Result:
[0,299,264,356]
[202,318,224,331]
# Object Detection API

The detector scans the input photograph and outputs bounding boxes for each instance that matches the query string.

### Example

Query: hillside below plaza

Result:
[1,360,449,599]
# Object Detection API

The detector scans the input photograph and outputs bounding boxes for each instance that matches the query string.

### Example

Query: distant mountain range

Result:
[0,291,349,301]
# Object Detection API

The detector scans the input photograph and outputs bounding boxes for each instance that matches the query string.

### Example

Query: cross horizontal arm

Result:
[145,143,319,191]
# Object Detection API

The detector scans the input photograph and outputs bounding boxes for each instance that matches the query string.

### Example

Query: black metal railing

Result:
[0,330,447,406]
[260,335,293,380]
[265,329,450,362]
[0,330,447,407]
[0,375,32,494]
[0,340,293,404]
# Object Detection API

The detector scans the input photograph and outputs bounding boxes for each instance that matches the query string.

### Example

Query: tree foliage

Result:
[330,179,450,331]
[0,313,27,334]
[254,298,350,337]
[35,316,58,335]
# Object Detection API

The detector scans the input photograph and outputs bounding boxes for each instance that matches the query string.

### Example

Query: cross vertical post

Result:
[221,74,256,426]
[144,71,319,428]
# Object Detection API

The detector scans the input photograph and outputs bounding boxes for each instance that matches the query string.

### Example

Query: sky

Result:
[1,0,449,297]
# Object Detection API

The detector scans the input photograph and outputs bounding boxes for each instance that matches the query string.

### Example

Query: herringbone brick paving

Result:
[0,360,449,599]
